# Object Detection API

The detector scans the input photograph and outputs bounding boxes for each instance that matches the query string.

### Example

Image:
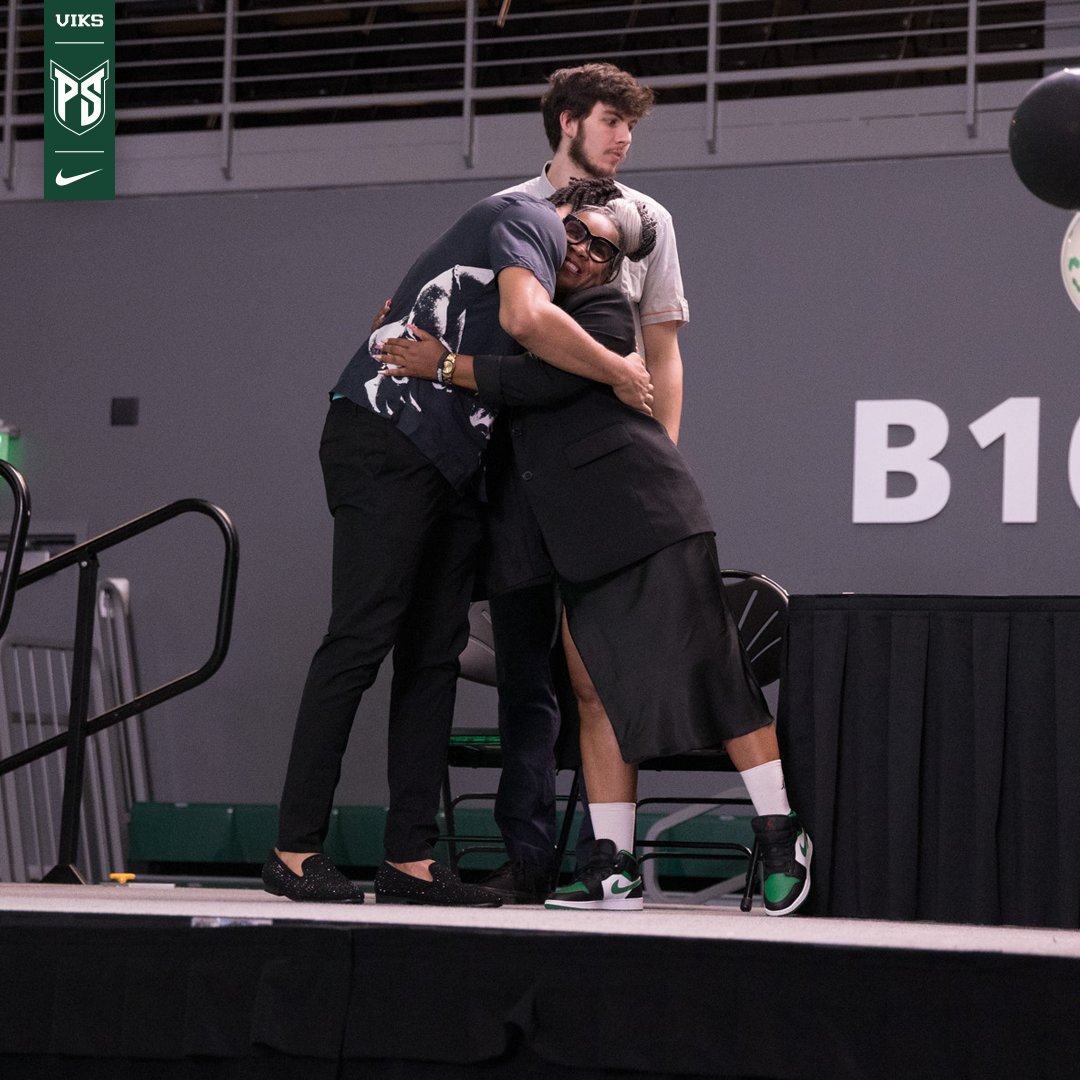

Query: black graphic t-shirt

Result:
[333,192,565,493]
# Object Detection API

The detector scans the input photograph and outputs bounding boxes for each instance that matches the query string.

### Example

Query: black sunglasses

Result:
[564,214,621,265]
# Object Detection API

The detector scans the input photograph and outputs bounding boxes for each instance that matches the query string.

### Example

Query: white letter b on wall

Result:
[852,400,951,523]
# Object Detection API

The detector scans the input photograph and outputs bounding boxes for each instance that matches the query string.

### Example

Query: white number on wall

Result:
[853,397,1044,524]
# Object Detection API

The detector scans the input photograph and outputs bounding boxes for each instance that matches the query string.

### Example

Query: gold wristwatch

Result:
[438,351,458,386]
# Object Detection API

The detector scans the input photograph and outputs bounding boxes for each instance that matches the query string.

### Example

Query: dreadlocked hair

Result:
[605,198,657,263]
[547,177,621,212]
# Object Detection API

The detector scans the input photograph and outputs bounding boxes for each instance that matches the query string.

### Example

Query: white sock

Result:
[589,802,637,854]
[739,759,792,817]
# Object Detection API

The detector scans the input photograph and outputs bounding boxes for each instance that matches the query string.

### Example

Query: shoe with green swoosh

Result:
[545,839,643,910]
[751,812,812,916]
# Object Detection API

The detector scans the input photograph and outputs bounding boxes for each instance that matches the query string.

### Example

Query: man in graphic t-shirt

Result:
[263,189,652,907]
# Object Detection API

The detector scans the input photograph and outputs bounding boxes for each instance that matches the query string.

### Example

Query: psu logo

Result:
[55,14,105,27]
[49,60,110,135]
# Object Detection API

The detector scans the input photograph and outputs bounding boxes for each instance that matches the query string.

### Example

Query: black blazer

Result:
[474,286,714,585]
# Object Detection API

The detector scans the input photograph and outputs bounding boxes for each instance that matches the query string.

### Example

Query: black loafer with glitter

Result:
[262,851,366,903]
[374,861,503,906]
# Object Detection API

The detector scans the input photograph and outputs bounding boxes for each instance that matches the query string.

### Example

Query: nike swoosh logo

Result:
[611,877,641,895]
[55,168,102,187]
[799,835,809,857]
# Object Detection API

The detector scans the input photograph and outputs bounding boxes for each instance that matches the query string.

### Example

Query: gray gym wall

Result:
[2,113,1077,807]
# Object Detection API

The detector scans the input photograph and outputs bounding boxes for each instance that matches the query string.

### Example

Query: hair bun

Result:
[607,198,657,262]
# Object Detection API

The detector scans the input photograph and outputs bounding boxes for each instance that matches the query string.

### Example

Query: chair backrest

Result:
[457,601,497,686]
[720,569,790,689]
[458,569,789,691]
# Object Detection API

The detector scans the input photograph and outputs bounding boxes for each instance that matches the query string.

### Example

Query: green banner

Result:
[44,0,115,201]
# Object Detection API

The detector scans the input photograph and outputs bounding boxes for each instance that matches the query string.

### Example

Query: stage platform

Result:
[3,884,1080,1079]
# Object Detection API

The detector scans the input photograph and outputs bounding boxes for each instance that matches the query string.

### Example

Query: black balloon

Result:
[1009,69,1080,210]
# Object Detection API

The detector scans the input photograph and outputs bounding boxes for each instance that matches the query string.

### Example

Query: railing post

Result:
[41,554,100,884]
[2,0,19,190]
[462,0,477,168]
[1043,0,1080,76]
[965,0,978,136]
[221,0,238,179]
[0,500,238,784]
[0,460,30,638]
[705,0,719,154]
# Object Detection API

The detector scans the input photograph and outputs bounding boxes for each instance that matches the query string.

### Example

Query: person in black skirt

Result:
[263,181,655,907]
[379,186,813,915]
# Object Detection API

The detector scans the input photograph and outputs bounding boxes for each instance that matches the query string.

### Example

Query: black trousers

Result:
[276,400,482,862]
[490,582,594,872]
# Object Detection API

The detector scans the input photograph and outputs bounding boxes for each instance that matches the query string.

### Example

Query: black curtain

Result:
[778,594,1080,927]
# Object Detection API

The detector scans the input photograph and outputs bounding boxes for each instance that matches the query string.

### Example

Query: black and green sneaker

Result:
[751,812,812,916]
[545,839,644,911]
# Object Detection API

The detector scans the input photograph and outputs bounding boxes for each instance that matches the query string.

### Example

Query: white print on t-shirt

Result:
[364,265,495,418]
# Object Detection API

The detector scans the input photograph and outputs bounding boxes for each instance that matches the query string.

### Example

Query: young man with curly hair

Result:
[481,65,694,904]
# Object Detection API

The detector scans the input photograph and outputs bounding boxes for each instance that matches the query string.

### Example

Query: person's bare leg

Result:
[546,614,643,909]
[386,858,434,880]
[723,722,780,772]
[561,613,637,804]
[274,849,316,875]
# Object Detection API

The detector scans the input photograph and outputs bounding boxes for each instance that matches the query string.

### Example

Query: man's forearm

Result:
[497,266,652,414]
[498,266,625,384]
[511,302,627,384]
[641,320,684,443]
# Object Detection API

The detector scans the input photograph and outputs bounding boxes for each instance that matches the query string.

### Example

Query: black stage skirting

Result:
[778,593,1080,927]
[3,904,1080,1079]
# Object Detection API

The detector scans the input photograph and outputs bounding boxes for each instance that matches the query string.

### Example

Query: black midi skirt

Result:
[560,532,773,763]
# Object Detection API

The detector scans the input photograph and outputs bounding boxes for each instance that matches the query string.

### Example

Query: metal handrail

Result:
[2,498,239,772]
[0,461,30,640]
[3,1,1075,135]
[3,1,1077,190]
[0,494,239,881]
[2,0,17,189]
